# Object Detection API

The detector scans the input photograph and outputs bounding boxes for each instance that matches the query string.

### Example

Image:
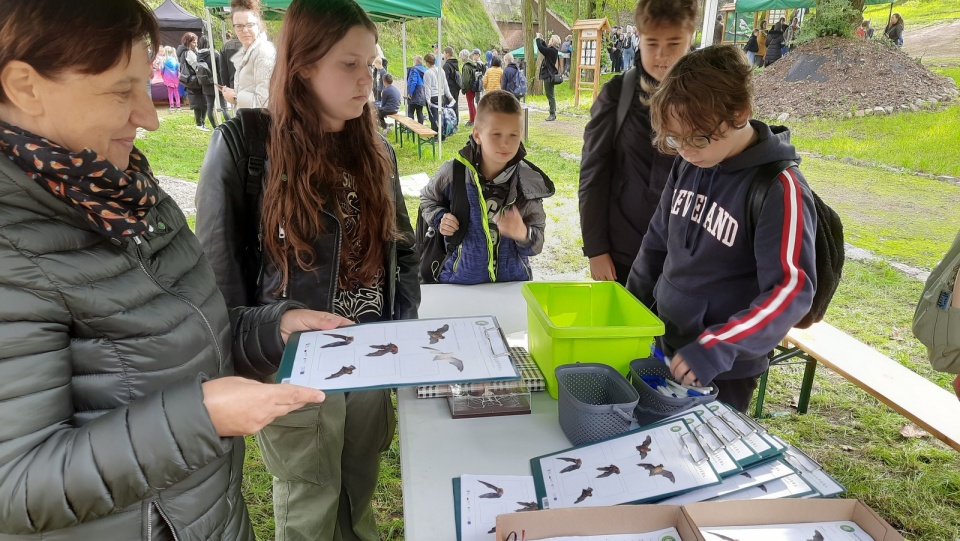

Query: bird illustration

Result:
[487,526,497,534]
[637,463,676,483]
[596,465,621,478]
[636,435,653,459]
[515,501,538,512]
[756,483,768,493]
[705,532,740,541]
[427,324,449,344]
[422,346,464,372]
[556,457,582,473]
[321,333,354,348]
[808,530,824,541]
[477,480,504,498]
[574,487,593,504]
[739,471,753,479]
[366,343,398,356]
[325,365,356,379]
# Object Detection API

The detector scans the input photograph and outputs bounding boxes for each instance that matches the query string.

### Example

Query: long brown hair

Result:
[262,0,395,291]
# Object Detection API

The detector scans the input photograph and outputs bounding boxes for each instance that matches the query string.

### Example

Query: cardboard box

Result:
[682,499,905,541]
[495,505,699,540]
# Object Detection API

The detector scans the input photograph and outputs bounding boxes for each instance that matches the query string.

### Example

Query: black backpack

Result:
[235,109,271,299]
[178,51,201,90]
[196,60,214,86]
[416,161,470,284]
[745,160,845,329]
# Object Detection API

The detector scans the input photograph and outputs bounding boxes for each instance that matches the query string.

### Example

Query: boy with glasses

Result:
[626,46,817,413]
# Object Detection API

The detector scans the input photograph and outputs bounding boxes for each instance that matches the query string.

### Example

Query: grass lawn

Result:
[863,0,960,28]
[144,101,960,539]
[789,104,960,178]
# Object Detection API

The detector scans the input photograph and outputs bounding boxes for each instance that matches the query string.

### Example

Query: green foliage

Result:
[376,0,502,78]
[804,0,859,38]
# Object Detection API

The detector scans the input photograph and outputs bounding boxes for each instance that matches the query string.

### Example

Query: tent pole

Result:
[437,17,442,160]
[205,8,221,124]
[402,21,408,99]
[700,0,720,48]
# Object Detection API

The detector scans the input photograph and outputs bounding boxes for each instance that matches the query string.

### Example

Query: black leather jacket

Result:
[195,113,420,379]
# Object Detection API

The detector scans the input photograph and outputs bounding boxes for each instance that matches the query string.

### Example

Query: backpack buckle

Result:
[247,156,265,194]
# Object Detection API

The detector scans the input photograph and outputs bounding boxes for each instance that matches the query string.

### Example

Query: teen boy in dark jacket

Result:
[628,46,816,412]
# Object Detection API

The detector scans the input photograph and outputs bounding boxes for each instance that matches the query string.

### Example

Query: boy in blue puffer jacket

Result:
[419,90,554,284]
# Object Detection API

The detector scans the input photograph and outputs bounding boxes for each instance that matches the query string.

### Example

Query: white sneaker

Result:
[196,125,211,132]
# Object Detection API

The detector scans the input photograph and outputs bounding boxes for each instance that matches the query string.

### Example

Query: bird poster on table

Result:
[658,457,800,505]
[454,474,538,541]
[711,472,816,501]
[517,528,684,541]
[277,316,518,392]
[530,419,722,508]
[699,520,875,541]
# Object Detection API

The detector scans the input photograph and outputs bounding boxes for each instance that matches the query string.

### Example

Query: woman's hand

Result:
[202,377,325,437]
[588,253,617,281]
[495,207,528,242]
[279,309,353,344]
[220,86,237,104]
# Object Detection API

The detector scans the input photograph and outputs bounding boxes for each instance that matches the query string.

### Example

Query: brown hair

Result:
[424,53,436,66]
[650,45,753,155]
[231,0,264,29]
[633,0,699,34]
[475,90,522,127]
[0,0,159,104]
[263,0,395,291]
[181,32,198,47]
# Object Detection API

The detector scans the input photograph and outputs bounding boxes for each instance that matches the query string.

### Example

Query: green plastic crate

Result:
[521,281,665,399]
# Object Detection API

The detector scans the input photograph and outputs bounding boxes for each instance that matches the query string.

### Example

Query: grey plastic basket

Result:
[628,357,718,426]
[556,363,639,446]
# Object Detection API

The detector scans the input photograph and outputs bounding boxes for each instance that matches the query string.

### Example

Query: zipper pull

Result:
[133,236,142,245]
[278,223,286,240]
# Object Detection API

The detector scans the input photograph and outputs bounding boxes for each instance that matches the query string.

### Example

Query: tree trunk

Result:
[587,0,597,19]
[523,0,535,99]
[533,0,548,94]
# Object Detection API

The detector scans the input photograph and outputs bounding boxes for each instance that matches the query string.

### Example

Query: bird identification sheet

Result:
[530,529,682,541]
[277,317,518,392]
[455,474,538,541]
[699,520,875,541]
[530,419,721,508]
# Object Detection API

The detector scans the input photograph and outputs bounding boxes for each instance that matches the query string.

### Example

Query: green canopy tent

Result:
[734,0,891,10]
[202,0,446,153]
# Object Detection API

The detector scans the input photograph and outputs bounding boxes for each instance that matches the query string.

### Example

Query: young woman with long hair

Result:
[195,0,420,538]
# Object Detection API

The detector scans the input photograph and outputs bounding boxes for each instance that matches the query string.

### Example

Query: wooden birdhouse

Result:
[571,18,612,107]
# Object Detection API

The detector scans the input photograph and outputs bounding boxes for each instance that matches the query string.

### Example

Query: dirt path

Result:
[903,20,960,61]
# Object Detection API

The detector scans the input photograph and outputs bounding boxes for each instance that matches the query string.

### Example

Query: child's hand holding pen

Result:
[494,206,528,241]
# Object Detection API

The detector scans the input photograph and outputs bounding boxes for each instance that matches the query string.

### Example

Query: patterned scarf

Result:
[0,121,159,237]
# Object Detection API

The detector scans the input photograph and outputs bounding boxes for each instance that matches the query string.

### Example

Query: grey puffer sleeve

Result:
[0,243,224,534]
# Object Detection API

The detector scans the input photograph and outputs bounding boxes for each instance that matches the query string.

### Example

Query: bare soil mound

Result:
[753,37,958,119]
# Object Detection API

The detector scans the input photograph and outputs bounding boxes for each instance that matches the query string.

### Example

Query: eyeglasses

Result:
[665,134,712,150]
[233,22,258,32]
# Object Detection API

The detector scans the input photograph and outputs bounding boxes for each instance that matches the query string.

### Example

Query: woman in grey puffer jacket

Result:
[0,2,343,539]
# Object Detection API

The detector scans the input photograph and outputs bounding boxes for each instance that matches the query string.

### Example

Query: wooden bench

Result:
[388,114,438,159]
[755,322,960,452]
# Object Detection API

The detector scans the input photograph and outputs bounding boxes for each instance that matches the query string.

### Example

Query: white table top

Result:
[399,283,571,541]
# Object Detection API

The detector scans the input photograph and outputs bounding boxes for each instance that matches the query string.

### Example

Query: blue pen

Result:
[651,345,671,368]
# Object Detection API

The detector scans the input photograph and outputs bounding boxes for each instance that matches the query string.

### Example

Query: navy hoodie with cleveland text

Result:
[626,120,816,385]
